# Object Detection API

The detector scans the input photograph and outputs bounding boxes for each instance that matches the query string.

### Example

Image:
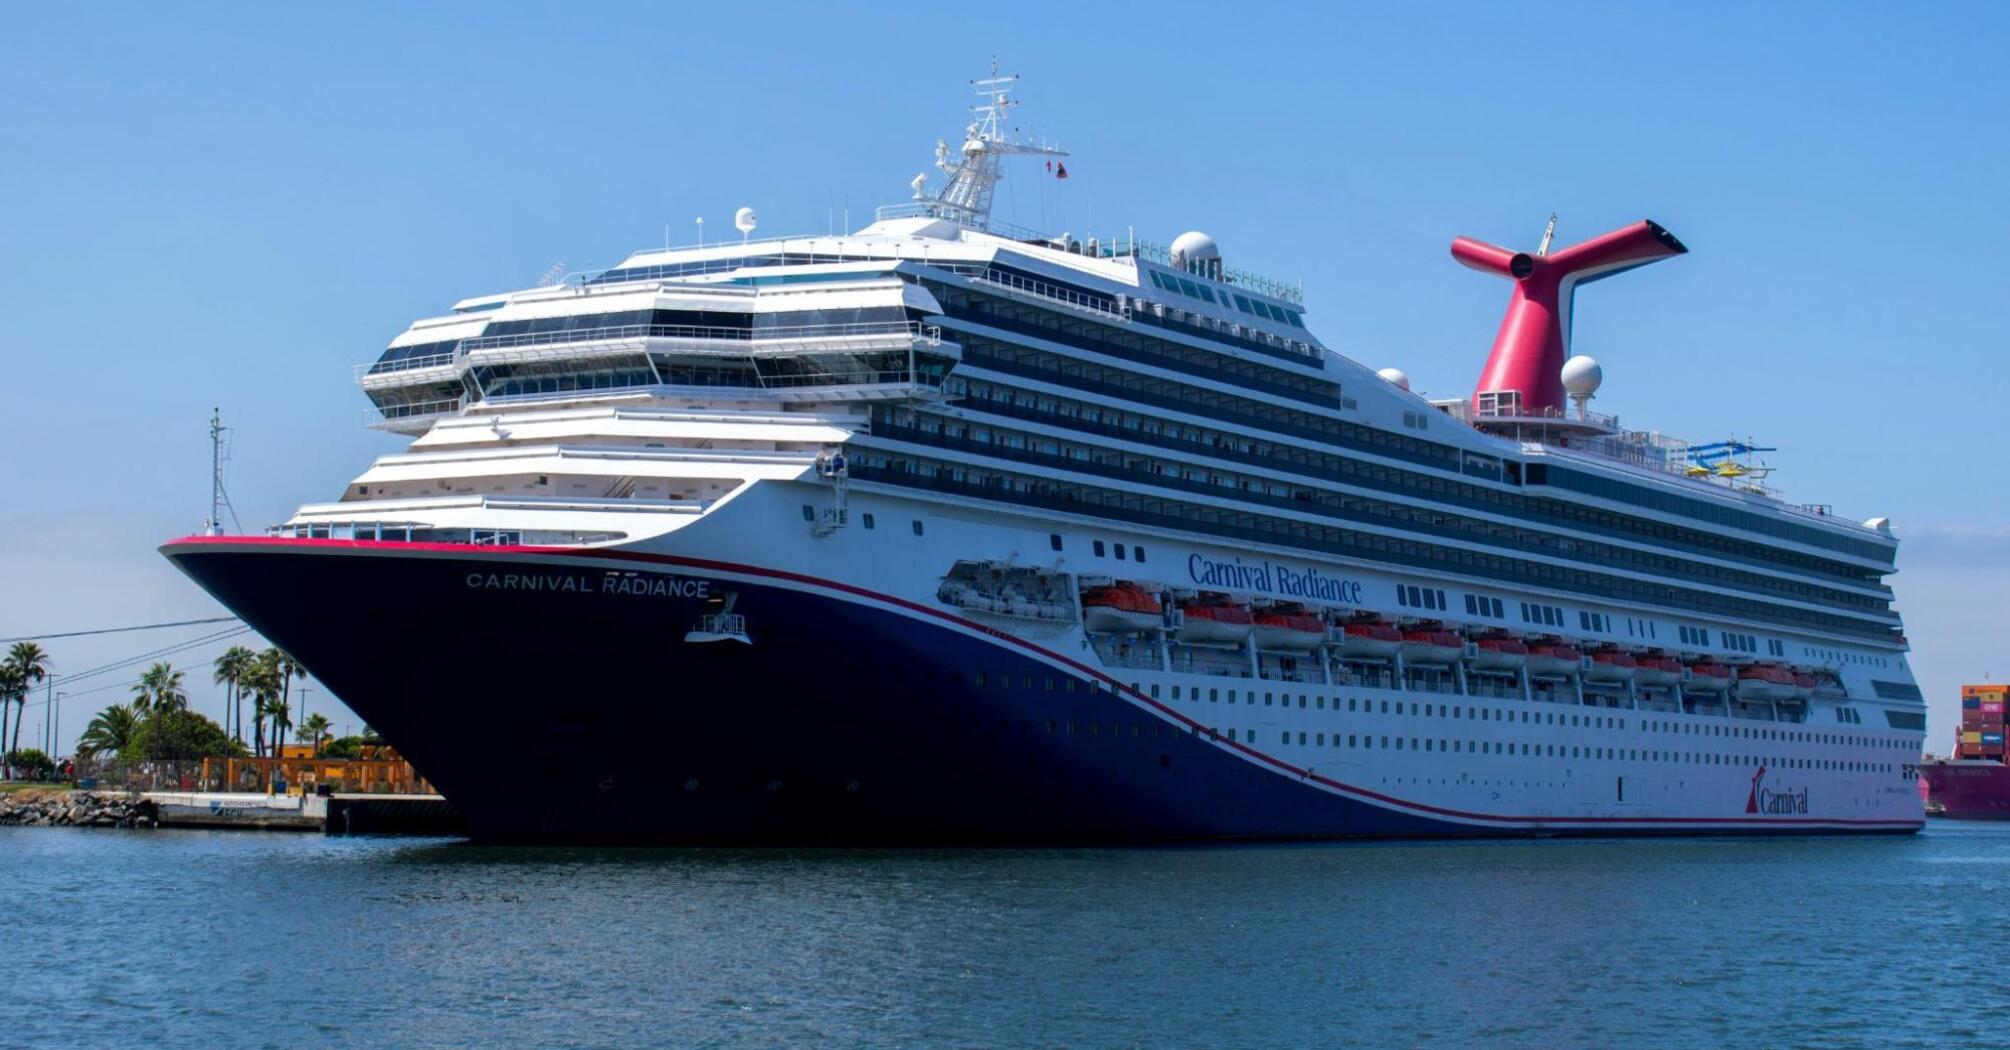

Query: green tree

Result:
[299,713,332,757]
[5,748,54,780]
[131,662,188,715]
[77,703,140,759]
[3,642,52,779]
[212,645,257,746]
[320,735,364,760]
[264,649,304,740]
[122,709,239,764]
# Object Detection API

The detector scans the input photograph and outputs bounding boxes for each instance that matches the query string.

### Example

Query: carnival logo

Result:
[465,571,710,599]
[1745,766,1765,813]
[1746,766,1810,815]
[1186,554,1364,604]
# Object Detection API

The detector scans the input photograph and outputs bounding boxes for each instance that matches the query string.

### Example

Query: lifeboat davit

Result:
[1175,597,1254,645]
[1583,650,1638,683]
[1686,661,1734,693]
[1737,664,1798,702]
[1252,609,1326,651]
[1334,622,1402,659]
[1791,672,1817,701]
[1401,629,1465,665]
[1633,655,1683,688]
[1081,583,1163,635]
[1525,644,1582,678]
[1470,638,1528,672]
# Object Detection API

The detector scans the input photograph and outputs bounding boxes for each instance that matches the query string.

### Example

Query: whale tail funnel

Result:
[1456,219,1687,417]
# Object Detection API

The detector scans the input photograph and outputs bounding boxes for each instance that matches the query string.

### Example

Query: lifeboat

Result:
[1686,661,1734,693]
[1252,608,1326,651]
[1791,672,1817,701]
[1583,650,1638,684]
[1737,664,1798,702]
[1401,629,1465,665]
[1633,655,1683,688]
[1174,596,1254,645]
[1333,621,1402,659]
[1470,637,1528,672]
[1080,583,1163,635]
[1525,643,1582,678]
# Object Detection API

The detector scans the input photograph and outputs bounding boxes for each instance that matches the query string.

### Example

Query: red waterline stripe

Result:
[162,536,1927,831]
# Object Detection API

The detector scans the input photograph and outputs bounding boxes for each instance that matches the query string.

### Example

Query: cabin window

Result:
[1049,533,1063,551]
[911,519,924,536]
[862,513,875,529]
[1093,540,1106,557]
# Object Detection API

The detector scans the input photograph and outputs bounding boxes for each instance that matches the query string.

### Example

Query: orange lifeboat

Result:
[1335,621,1402,659]
[1401,629,1465,665]
[1583,649,1638,684]
[1791,671,1817,701]
[1252,606,1326,651]
[1525,643,1582,678]
[1686,661,1734,693]
[1470,637,1528,672]
[1081,583,1163,635]
[1174,594,1255,645]
[1736,664,1798,702]
[1633,654,1683,688]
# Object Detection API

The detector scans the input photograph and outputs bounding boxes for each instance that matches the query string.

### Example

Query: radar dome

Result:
[1377,367,1411,391]
[734,206,758,234]
[1561,355,1603,397]
[1170,230,1221,268]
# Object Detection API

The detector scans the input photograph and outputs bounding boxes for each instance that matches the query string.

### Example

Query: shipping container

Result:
[1986,702,2006,716]
[1962,732,1984,743]
[1984,733,2005,745]
[1964,698,1982,709]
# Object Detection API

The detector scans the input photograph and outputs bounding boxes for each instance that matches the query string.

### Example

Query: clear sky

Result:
[2,3,2005,753]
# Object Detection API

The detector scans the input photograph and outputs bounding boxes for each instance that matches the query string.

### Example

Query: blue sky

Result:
[2,3,2005,752]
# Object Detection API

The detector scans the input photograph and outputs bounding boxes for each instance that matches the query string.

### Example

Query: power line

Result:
[50,626,257,689]
[0,615,241,644]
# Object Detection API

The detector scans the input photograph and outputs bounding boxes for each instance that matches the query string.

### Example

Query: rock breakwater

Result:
[0,790,159,828]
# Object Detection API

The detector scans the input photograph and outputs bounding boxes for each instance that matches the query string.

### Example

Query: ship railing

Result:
[694,613,747,637]
[965,268,1130,323]
[356,350,462,380]
[454,320,943,355]
[363,396,463,426]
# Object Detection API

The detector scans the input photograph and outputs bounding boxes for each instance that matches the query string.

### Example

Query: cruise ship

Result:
[163,74,1926,842]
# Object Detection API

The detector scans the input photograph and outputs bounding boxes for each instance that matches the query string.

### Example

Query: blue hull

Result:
[161,540,1915,844]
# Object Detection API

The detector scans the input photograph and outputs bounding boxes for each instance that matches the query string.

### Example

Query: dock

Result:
[145,791,464,836]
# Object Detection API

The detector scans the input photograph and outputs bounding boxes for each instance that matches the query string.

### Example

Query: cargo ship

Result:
[1919,685,2010,819]
[161,72,1925,843]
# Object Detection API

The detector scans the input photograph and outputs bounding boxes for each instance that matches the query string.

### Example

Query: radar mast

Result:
[918,60,1068,229]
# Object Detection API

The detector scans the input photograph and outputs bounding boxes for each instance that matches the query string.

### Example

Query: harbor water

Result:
[3,824,2005,1048]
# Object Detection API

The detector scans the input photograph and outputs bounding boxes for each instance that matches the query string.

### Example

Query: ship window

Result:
[1049,533,1063,551]
[862,513,875,529]
[1135,547,1147,563]
[1114,544,1127,560]
[801,504,815,521]
[912,519,924,536]
[1093,540,1106,557]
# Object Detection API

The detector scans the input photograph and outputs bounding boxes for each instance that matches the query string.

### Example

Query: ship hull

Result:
[162,537,1922,844]
[1920,761,2010,820]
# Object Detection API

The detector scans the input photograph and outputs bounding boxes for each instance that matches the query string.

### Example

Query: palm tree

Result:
[130,662,188,715]
[0,664,19,780]
[77,703,139,759]
[242,656,281,758]
[299,713,332,757]
[262,693,293,757]
[213,646,256,745]
[4,642,52,779]
[264,649,304,735]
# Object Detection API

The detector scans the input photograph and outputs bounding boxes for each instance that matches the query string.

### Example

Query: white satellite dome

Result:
[1169,230,1221,268]
[1377,367,1411,391]
[733,206,758,234]
[1561,355,1603,397]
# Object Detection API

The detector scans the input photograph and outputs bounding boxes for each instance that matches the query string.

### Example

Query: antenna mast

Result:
[923,60,1068,230]
[205,408,242,537]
